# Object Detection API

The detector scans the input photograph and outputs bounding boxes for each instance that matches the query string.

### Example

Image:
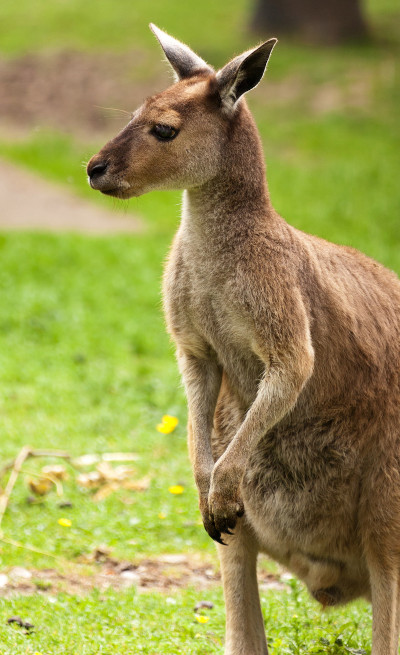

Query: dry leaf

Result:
[75,456,147,500]
[73,454,101,468]
[102,453,139,462]
[28,477,53,496]
[73,452,139,467]
[122,476,151,492]
[76,471,103,488]
[92,482,120,501]
[7,616,34,631]
[41,465,69,480]
[96,462,135,482]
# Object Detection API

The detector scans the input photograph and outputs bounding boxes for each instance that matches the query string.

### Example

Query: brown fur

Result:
[87,26,400,655]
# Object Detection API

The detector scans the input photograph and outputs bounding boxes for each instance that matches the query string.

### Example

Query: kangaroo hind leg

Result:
[218,522,268,655]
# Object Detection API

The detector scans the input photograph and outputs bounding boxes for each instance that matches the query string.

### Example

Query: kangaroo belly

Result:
[241,431,370,603]
[213,383,371,601]
[243,456,356,558]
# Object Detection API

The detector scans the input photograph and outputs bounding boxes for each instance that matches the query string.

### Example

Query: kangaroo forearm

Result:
[218,366,310,470]
[179,352,222,490]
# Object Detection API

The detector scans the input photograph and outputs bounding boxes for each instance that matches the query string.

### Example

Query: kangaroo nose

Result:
[87,160,108,180]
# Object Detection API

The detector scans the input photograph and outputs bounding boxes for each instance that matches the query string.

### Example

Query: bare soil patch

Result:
[0,51,155,233]
[0,552,285,597]
[0,159,141,234]
[0,50,166,135]
[253,68,374,115]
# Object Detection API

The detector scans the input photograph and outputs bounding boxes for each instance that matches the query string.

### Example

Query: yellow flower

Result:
[168,485,184,495]
[195,615,209,623]
[58,518,72,527]
[156,415,179,434]
[158,512,166,519]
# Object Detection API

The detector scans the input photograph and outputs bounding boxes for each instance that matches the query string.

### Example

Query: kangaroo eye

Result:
[152,124,178,141]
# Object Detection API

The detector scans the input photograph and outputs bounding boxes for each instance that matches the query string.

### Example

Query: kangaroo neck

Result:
[183,100,274,237]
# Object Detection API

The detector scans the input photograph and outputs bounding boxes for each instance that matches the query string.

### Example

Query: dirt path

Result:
[0,553,285,597]
[0,159,142,234]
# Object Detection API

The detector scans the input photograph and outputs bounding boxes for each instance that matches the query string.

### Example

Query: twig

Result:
[0,445,32,535]
[0,449,71,480]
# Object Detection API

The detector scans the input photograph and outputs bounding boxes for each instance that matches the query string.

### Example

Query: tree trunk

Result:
[250,0,368,45]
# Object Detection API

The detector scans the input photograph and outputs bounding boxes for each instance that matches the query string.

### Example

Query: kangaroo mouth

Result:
[101,187,133,199]
[88,176,134,199]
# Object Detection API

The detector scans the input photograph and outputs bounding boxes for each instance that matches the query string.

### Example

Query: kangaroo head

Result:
[87,25,277,199]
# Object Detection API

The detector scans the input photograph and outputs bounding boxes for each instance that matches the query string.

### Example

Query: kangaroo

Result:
[87,25,400,655]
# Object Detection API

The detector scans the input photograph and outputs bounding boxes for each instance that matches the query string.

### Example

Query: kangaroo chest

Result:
[164,239,263,404]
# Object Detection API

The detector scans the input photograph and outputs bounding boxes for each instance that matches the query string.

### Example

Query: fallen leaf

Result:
[7,616,34,631]
[102,452,139,462]
[73,452,139,467]
[77,471,103,488]
[73,454,101,467]
[97,462,136,482]
[92,482,119,502]
[41,464,69,480]
[122,476,151,491]
[28,477,53,496]
[195,615,209,623]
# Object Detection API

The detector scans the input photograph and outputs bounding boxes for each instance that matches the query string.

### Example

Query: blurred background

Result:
[0,0,398,248]
[0,0,399,628]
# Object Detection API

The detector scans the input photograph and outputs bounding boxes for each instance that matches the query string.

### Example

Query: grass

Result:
[0,580,373,655]
[0,0,251,66]
[0,231,214,567]
[0,0,398,60]
[0,0,399,652]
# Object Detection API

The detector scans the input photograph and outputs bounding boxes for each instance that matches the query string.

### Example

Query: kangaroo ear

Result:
[150,24,212,81]
[217,39,277,113]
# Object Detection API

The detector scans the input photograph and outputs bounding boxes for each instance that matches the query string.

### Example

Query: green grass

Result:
[0,0,399,652]
[0,0,251,66]
[0,0,398,59]
[0,580,373,654]
[263,113,400,268]
[0,231,216,568]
